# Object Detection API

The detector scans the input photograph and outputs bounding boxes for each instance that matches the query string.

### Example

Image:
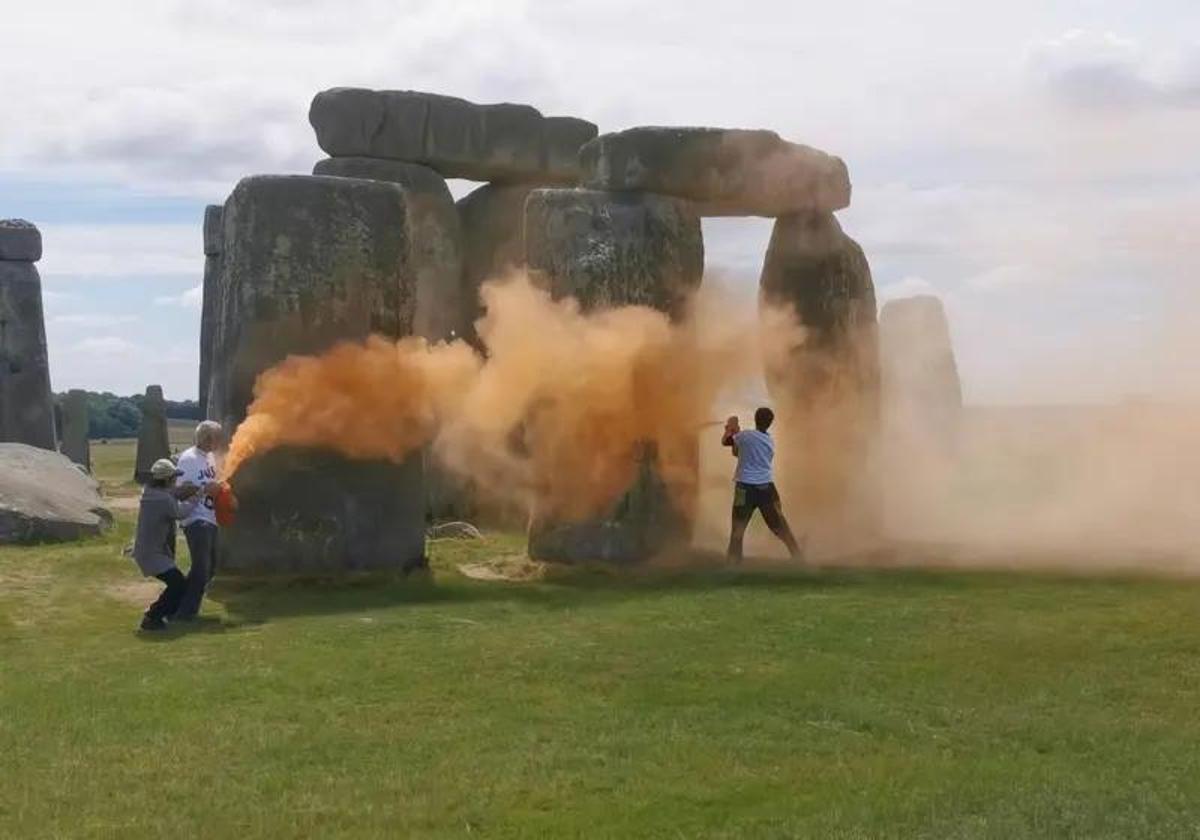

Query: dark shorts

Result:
[732,482,781,518]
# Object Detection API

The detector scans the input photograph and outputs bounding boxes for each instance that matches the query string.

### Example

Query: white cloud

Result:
[965,264,1040,292]
[154,284,204,309]
[1027,29,1200,108]
[69,336,141,356]
[37,224,199,277]
[50,313,140,328]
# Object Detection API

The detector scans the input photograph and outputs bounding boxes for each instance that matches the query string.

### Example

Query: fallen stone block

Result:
[0,443,112,543]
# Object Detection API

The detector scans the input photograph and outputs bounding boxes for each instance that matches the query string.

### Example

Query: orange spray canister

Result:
[214,482,239,527]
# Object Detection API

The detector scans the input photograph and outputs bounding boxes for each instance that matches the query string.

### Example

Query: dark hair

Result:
[754,406,774,431]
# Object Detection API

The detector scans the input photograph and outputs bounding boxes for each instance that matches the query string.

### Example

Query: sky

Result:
[2,0,1198,404]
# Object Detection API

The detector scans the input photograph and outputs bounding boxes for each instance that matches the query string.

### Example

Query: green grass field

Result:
[3,444,1200,837]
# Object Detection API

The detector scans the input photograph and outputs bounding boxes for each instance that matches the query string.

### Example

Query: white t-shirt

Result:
[733,429,775,485]
[176,445,218,527]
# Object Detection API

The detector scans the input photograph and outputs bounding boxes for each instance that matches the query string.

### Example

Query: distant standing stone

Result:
[133,385,171,484]
[198,204,223,419]
[0,219,56,451]
[61,389,91,471]
[879,294,962,451]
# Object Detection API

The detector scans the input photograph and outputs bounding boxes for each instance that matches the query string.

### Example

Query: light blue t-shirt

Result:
[733,429,774,485]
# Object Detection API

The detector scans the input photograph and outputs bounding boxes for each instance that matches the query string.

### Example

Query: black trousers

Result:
[728,482,801,560]
[177,522,218,619]
[147,568,187,621]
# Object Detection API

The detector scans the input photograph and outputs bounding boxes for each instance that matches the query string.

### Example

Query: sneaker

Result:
[140,615,168,632]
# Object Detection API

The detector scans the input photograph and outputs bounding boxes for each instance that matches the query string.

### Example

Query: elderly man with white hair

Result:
[174,419,224,620]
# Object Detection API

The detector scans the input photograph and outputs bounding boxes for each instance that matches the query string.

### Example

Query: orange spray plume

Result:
[221,335,480,479]
[221,273,784,522]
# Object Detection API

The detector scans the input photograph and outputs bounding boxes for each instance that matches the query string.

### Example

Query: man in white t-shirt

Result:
[721,406,802,561]
[173,420,223,620]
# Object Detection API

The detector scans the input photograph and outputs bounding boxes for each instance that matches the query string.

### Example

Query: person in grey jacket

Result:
[133,458,204,632]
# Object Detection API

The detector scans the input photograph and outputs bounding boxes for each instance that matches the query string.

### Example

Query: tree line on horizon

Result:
[53,391,203,440]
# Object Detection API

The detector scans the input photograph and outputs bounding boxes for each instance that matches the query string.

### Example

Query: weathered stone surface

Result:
[528,443,694,564]
[524,189,703,563]
[313,157,465,342]
[208,174,453,428]
[309,88,597,183]
[133,385,170,483]
[0,261,56,450]
[580,127,850,217]
[199,205,223,419]
[61,389,90,471]
[427,521,482,541]
[222,447,426,576]
[525,188,704,319]
[0,443,112,543]
[202,204,223,257]
[759,212,880,533]
[542,117,600,183]
[209,174,430,574]
[879,295,962,432]
[0,219,42,262]
[456,183,535,343]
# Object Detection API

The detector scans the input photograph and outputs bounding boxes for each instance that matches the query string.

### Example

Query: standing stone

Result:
[523,188,704,563]
[309,88,597,183]
[198,204,223,419]
[759,211,880,537]
[0,220,56,451]
[313,157,465,342]
[879,295,962,451]
[456,183,536,345]
[61,389,91,471]
[525,189,704,319]
[209,174,435,575]
[133,385,170,483]
[313,158,471,525]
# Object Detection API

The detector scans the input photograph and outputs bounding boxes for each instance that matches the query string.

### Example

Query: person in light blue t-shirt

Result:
[721,406,803,561]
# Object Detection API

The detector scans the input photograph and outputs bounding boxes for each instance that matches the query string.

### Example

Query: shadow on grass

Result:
[203,546,1052,626]
[133,615,258,643]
